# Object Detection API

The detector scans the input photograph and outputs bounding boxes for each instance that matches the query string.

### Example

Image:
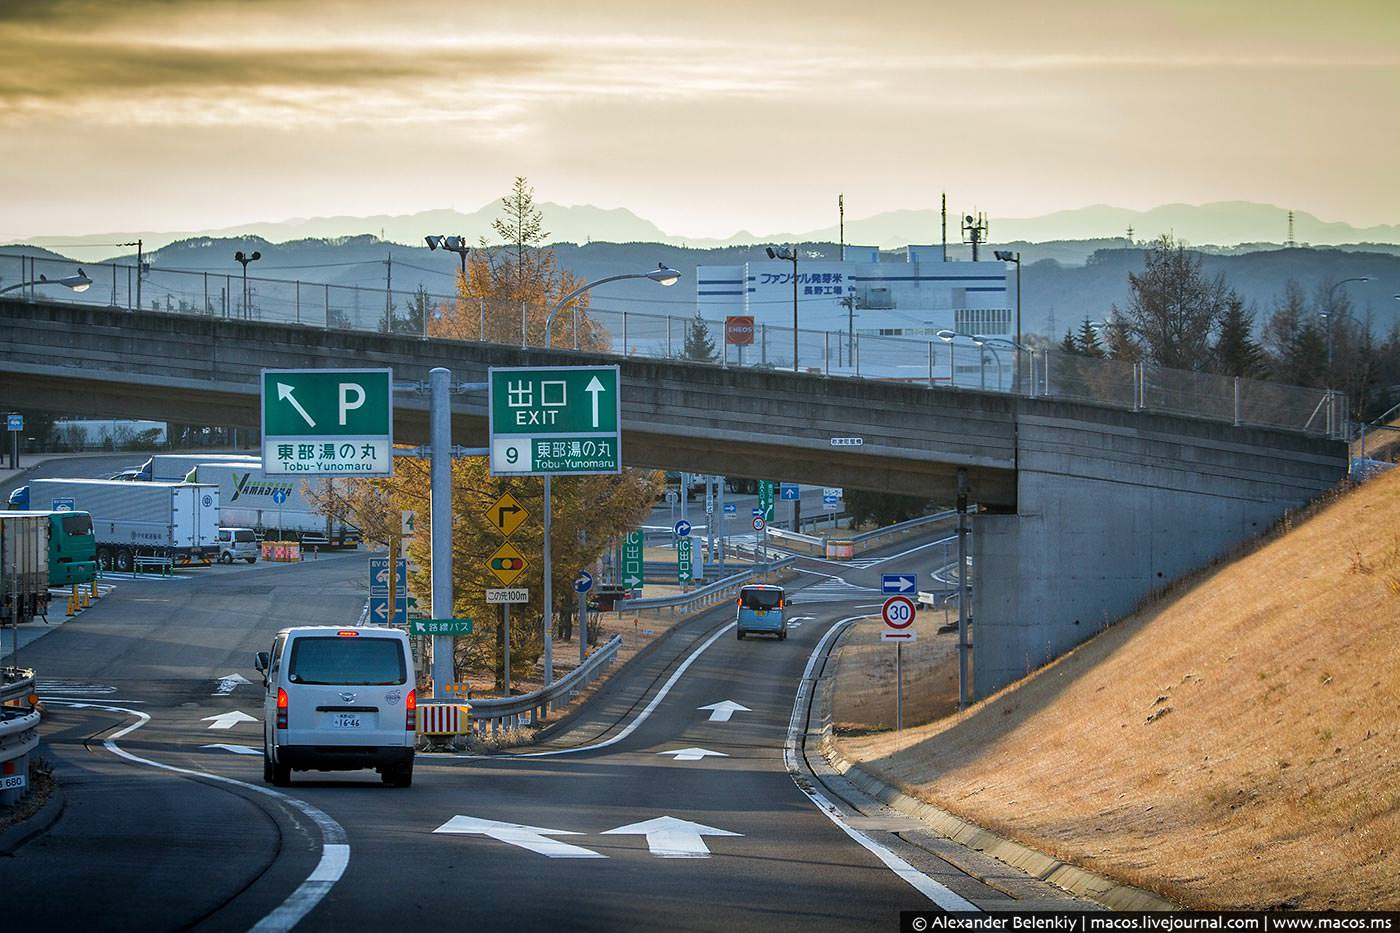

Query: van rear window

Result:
[233,530,256,542]
[740,589,783,610]
[287,637,406,686]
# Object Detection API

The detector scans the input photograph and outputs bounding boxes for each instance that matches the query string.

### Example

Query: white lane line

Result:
[783,618,979,912]
[508,621,738,759]
[47,701,349,931]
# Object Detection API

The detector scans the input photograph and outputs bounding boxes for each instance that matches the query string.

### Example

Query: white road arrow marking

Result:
[202,743,261,756]
[201,710,258,730]
[698,700,751,723]
[212,673,251,696]
[602,816,742,858]
[585,375,604,428]
[657,747,728,761]
[277,382,317,427]
[433,816,605,858]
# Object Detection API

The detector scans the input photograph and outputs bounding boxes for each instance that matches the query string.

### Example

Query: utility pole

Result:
[839,193,845,261]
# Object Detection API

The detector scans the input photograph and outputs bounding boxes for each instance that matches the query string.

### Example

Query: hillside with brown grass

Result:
[835,469,1400,909]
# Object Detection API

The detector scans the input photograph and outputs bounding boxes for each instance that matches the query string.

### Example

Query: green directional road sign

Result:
[488,365,621,476]
[677,537,692,584]
[757,480,775,523]
[410,618,474,636]
[261,368,393,476]
[623,529,644,592]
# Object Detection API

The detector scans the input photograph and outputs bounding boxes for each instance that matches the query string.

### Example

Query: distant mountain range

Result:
[14,201,1400,260]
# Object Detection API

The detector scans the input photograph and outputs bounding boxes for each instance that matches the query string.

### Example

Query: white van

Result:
[216,527,259,564]
[254,626,416,787]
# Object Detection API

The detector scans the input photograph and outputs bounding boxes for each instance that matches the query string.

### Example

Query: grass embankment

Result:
[833,470,1400,909]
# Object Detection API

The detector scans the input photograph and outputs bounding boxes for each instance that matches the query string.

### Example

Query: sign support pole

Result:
[543,473,553,686]
[502,604,511,695]
[957,467,969,711]
[717,477,726,572]
[430,367,454,698]
[896,642,903,732]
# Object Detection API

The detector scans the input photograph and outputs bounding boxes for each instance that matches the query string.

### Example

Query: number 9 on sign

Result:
[491,439,533,474]
[882,595,916,629]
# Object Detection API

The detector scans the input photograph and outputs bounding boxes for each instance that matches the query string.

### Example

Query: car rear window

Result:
[233,530,256,542]
[287,636,407,685]
[740,588,783,610]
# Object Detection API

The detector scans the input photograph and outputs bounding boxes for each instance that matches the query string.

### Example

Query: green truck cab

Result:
[14,510,98,586]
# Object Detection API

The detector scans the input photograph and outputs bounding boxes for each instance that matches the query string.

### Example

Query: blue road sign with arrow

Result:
[674,520,692,538]
[574,570,593,593]
[881,574,917,594]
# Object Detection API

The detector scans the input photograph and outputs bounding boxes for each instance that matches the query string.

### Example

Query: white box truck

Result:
[15,479,220,571]
[184,463,360,549]
[138,453,261,483]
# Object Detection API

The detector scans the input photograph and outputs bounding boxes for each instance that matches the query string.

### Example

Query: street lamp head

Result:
[766,245,797,262]
[424,235,442,250]
[36,269,93,293]
[647,263,681,287]
[765,246,777,260]
[444,236,464,251]
[993,250,1018,263]
[971,334,989,347]
[936,329,957,342]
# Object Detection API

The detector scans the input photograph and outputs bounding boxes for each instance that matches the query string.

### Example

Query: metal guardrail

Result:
[460,634,623,738]
[0,251,1347,437]
[1,668,40,806]
[621,558,798,616]
[849,510,956,546]
[766,527,824,548]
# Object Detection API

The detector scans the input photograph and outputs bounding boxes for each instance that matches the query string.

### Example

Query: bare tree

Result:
[1112,236,1229,371]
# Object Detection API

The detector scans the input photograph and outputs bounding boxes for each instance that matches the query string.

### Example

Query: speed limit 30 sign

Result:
[881,595,917,641]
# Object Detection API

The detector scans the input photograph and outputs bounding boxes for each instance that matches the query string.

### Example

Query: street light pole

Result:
[234,250,261,320]
[1323,276,1370,373]
[766,246,799,371]
[537,263,681,686]
[994,250,1022,390]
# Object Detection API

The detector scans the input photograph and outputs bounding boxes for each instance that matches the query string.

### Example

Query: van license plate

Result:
[330,714,362,729]
[755,610,766,617]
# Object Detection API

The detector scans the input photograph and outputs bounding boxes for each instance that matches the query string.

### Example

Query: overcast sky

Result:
[1,0,1395,241]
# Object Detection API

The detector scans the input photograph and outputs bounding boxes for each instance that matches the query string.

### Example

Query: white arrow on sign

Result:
[601,816,742,859]
[585,375,605,428]
[657,747,728,762]
[201,710,258,730]
[433,816,605,859]
[201,743,261,756]
[276,382,317,427]
[211,673,250,696]
[698,700,751,723]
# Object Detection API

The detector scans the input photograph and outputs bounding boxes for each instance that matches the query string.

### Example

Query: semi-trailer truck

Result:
[6,511,97,586]
[1,513,50,628]
[182,463,360,548]
[9,479,219,571]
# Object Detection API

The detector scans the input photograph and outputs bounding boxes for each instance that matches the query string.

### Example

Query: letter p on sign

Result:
[339,383,366,425]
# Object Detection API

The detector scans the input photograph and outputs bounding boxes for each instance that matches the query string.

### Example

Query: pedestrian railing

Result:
[0,251,1347,438]
[1,666,36,705]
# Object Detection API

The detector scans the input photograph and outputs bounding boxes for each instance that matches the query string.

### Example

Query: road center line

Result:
[47,701,348,932]
[783,618,979,911]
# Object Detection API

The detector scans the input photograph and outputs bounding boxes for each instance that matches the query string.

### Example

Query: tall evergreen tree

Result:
[682,312,718,362]
[1211,292,1268,378]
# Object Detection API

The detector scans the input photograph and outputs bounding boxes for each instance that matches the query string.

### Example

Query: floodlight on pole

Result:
[993,249,1022,390]
[766,245,799,371]
[233,249,261,320]
[425,234,470,278]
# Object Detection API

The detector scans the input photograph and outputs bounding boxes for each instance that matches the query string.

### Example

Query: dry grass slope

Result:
[837,469,1400,909]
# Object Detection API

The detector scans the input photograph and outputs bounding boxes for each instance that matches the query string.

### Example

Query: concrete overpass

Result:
[0,299,1347,697]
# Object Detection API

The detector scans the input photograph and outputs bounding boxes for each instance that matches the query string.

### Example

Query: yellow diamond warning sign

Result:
[486,492,529,537]
[486,541,528,585]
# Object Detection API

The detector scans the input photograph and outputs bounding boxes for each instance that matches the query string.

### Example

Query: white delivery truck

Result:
[1,512,50,628]
[16,479,220,571]
[185,463,360,549]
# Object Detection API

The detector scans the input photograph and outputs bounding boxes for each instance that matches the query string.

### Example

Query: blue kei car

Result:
[736,584,789,641]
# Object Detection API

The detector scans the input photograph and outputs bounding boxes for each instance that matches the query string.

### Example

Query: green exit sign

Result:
[488,366,621,476]
[261,368,393,477]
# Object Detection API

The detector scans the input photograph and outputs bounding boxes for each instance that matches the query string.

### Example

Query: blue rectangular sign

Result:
[6,414,22,432]
[881,574,917,595]
[51,497,76,512]
[369,595,409,625]
[368,557,407,596]
[779,482,800,500]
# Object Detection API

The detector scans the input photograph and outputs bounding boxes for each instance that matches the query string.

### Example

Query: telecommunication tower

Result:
[961,211,988,261]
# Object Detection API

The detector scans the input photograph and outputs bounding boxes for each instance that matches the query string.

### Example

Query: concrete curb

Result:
[0,781,65,855]
[814,634,1177,911]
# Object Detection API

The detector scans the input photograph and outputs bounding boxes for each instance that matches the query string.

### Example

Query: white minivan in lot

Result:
[255,626,416,787]
[216,527,259,564]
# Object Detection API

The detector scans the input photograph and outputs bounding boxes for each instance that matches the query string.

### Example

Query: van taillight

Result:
[405,689,417,731]
[276,688,288,729]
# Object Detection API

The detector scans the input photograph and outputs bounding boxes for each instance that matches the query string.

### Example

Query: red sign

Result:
[882,595,916,629]
[725,316,755,346]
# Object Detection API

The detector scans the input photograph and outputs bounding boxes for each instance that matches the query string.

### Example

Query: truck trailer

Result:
[10,479,219,571]
[1,512,50,628]
[138,453,262,483]
[184,463,360,548]
[6,511,97,586]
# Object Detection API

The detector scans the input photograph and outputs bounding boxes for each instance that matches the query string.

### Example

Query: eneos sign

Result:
[725,316,755,346]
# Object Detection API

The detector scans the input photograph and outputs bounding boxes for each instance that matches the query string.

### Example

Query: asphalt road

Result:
[1,530,1091,929]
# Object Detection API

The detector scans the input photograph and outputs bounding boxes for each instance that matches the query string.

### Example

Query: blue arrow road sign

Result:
[6,414,22,431]
[369,595,410,625]
[674,520,692,538]
[574,570,593,593]
[882,574,917,594]
[779,482,800,500]
[51,497,75,512]
[723,503,736,514]
[271,488,289,504]
[369,557,407,596]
